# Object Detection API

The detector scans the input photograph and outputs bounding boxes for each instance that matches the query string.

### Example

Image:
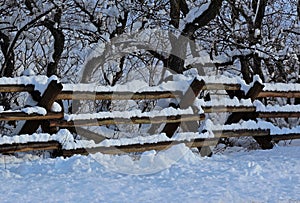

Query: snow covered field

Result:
[0,144,299,202]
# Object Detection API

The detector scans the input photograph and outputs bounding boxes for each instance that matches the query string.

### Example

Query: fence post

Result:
[225,81,273,149]
[18,80,63,135]
[161,78,205,137]
[159,78,212,156]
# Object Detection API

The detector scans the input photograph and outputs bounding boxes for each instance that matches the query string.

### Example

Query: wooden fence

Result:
[0,76,299,157]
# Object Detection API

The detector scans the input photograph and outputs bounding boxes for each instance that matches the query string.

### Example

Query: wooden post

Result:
[67,127,107,143]
[18,80,63,135]
[225,81,273,149]
[225,81,264,123]
[160,78,212,157]
[161,78,205,137]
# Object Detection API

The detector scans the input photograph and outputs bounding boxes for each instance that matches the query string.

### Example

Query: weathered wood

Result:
[62,129,270,157]
[57,91,183,100]
[213,129,270,138]
[246,81,265,102]
[257,91,300,98]
[62,138,220,156]
[39,80,63,110]
[0,141,61,154]
[272,133,300,141]
[202,106,256,113]
[225,81,264,124]
[162,78,210,155]
[258,112,300,118]
[0,129,270,156]
[19,80,63,135]
[226,89,245,99]
[49,114,206,127]
[67,127,107,143]
[160,79,205,138]
[0,84,35,92]
[203,83,241,91]
[225,81,273,149]
[0,112,63,121]
[181,79,206,109]
[56,84,241,101]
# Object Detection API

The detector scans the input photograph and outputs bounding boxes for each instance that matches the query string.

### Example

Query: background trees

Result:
[1,0,299,83]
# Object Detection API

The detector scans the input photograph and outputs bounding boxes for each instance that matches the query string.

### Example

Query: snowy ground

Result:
[0,143,299,203]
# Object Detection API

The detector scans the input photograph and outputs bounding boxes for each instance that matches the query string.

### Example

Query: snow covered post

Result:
[160,78,212,156]
[226,80,273,149]
[18,80,63,135]
[162,78,205,137]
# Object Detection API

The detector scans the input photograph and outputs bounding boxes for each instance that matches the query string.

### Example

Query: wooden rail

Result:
[0,77,299,158]
[56,83,241,101]
[272,133,300,141]
[0,129,271,155]
[203,83,241,91]
[258,112,300,118]
[56,91,183,100]
[0,84,35,92]
[0,141,61,154]
[2,129,300,156]
[257,91,300,98]
[0,112,63,121]
[202,106,256,113]
[49,114,206,127]
[62,129,270,156]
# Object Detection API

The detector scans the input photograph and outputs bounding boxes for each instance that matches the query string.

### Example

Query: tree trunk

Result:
[42,10,65,77]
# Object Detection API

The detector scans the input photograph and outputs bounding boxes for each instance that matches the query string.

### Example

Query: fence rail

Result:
[0,76,299,157]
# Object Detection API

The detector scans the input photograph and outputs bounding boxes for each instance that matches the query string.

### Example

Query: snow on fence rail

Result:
[0,75,299,157]
[0,129,270,155]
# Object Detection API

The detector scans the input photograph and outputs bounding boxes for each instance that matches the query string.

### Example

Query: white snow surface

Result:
[196,97,253,107]
[21,106,47,115]
[0,129,73,147]
[0,144,299,202]
[64,106,201,121]
[62,75,245,93]
[0,75,299,201]
[263,83,300,91]
[62,80,190,93]
[204,119,300,135]
[92,131,213,148]
[1,119,299,150]
[0,106,47,115]
[0,129,212,150]
[254,100,300,112]
[179,1,211,30]
[185,2,210,23]
[0,75,59,95]
[51,102,62,112]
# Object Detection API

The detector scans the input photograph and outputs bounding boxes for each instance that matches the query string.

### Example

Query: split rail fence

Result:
[0,75,299,157]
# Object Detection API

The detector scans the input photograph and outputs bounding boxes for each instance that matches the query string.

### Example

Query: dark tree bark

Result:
[296,0,300,105]
[0,31,14,77]
[182,0,223,36]
[297,0,300,20]
[167,0,223,74]
[170,0,181,28]
[297,0,300,61]
[249,0,267,82]
[42,9,65,77]
[227,0,268,83]
[0,31,15,110]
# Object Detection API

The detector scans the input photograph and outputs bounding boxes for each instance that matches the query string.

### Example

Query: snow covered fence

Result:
[0,75,300,157]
